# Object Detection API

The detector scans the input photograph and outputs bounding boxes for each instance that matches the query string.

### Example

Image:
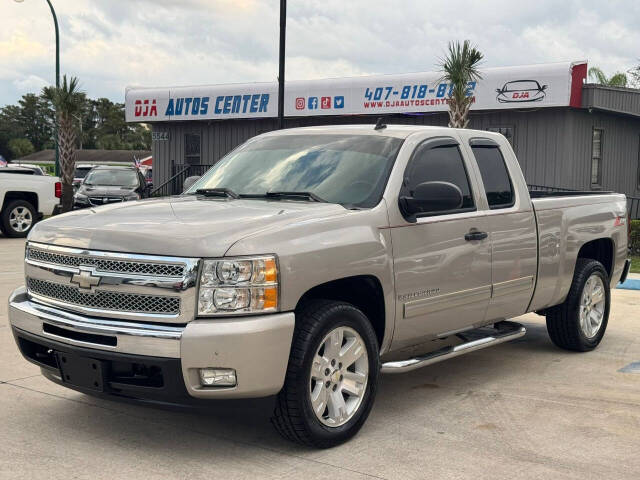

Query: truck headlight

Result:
[197,256,278,315]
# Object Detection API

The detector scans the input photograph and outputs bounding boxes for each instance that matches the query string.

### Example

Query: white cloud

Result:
[0,0,639,107]
[12,74,49,93]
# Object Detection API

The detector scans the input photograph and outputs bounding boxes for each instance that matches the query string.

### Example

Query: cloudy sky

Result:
[1,0,638,107]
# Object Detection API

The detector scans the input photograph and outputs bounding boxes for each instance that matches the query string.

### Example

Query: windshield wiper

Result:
[195,187,239,199]
[264,191,328,203]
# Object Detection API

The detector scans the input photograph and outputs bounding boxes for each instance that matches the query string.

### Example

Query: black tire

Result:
[272,300,380,448]
[546,258,610,352]
[1,200,37,238]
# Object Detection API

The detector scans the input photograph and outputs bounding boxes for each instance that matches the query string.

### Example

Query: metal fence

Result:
[151,164,215,197]
[527,184,576,192]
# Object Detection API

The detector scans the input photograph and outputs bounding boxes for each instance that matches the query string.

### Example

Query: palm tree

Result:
[439,40,483,128]
[43,75,85,212]
[588,67,627,87]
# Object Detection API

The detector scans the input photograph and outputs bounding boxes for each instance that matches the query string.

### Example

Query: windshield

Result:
[75,167,92,179]
[84,169,138,187]
[185,134,403,207]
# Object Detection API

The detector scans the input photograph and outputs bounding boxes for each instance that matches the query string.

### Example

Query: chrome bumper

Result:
[9,286,295,398]
[9,287,183,358]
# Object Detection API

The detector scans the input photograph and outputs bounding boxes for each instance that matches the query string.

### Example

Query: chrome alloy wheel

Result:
[579,274,606,339]
[9,206,33,233]
[309,326,369,427]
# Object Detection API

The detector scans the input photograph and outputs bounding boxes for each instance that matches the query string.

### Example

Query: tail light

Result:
[54,182,62,199]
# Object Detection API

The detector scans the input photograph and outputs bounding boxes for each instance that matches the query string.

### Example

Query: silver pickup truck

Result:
[9,125,631,447]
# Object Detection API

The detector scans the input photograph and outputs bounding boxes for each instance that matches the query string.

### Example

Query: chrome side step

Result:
[381,321,526,374]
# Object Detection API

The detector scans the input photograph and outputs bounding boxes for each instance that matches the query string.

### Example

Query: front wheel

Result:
[272,300,380,448]
[546,259,610,352]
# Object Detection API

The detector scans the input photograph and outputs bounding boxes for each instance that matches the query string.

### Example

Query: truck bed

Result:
[528,190,628,313]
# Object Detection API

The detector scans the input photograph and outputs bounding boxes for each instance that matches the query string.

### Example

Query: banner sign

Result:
[126,61,586,123]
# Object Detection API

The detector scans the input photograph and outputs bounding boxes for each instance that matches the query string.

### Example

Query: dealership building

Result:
[125,61,640,216]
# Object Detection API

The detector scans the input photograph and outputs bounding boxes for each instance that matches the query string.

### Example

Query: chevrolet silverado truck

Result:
[9,125,631,447]
[1,167,61,237]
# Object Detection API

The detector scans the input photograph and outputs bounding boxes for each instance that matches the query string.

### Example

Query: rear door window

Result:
[471,143,515,209]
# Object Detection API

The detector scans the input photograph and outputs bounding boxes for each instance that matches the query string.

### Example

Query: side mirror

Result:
[182,175,201,192]
[399,181,463,218]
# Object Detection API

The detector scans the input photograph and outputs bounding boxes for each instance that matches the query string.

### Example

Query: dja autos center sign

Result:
[125,61,586,122]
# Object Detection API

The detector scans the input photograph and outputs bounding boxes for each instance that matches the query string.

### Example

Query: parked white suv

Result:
[0,167,61,237]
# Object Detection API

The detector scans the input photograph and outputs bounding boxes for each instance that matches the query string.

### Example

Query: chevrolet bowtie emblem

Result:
[71,267,101,290]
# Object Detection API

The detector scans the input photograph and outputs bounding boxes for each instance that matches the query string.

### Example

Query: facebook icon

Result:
[334,96,345,108]
[308,97,318,109]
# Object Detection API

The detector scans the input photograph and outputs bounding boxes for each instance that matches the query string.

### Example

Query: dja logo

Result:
[295,97,305,110]
[134,99,158,117]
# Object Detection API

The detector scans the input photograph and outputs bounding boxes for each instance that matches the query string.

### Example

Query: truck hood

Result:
[29,195,348,257]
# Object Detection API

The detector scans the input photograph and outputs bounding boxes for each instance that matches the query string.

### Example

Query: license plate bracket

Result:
[56,351,105,392]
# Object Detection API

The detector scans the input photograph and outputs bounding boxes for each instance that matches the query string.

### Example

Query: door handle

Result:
[464,231,488,241]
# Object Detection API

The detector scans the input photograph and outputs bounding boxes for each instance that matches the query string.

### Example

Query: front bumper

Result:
[9,287,295,401]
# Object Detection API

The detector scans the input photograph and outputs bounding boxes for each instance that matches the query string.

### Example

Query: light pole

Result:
[277,0,286,129]
[14,0,60,176]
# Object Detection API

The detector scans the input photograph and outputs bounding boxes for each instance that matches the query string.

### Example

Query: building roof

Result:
[16,149,151,164]
[582,84,640,118]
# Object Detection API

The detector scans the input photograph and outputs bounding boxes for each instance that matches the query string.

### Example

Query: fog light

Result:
[198,368,237,387]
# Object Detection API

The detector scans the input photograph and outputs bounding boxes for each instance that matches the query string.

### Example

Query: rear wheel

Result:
[546,259,610,351]
[1,200,36,238]
[272,300,379,448]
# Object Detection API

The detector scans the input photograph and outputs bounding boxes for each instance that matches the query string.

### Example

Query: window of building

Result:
[591,128,603,188]
[403,142,475,215]
[637,134,640,190]
[471,144,515,209]
[185,133,201,165]
[486,126,514,146]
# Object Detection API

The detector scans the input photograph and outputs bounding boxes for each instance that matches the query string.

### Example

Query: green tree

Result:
[8,138,35,158]
[43,75,86,213]
[588,67,628,87]
[0,104,25,160]
[18,93,55,150]
[439,40,484,128]
[629,62,640,89]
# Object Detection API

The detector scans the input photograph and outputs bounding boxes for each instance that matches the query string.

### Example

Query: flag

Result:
[0,155,7,167]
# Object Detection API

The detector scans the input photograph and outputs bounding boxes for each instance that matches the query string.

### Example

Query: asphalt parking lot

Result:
[1,236,639,479]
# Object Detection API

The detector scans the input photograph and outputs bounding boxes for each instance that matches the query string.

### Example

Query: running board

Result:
[381,321,526,374]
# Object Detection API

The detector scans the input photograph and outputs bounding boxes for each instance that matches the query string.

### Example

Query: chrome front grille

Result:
[27,278,181,315]
[88,196,124,206]
[25,242,199,323]
[27,247,185,277]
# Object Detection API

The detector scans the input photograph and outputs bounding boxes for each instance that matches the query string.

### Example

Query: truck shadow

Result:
[33,319,571,455]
